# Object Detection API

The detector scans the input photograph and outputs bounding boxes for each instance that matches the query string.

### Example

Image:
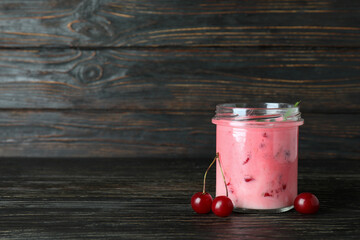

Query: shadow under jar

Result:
[212,103,304,213]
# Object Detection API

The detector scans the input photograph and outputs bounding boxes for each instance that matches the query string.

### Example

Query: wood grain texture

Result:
[0,0,360,47]
[0,157,358,239]
[0,48,359,112]
[0,110,358,160]
[0,0,359,161]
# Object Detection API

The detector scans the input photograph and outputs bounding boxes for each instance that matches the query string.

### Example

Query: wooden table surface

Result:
[0,157,358,239]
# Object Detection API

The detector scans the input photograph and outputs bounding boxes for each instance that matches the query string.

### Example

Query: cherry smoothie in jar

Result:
[212,103,304,213]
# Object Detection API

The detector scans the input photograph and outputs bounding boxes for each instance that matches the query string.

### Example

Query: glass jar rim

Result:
[217,102,295,110]
[213,102,303,125]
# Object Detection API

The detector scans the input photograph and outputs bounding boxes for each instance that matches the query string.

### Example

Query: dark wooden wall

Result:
[0,0,359,159]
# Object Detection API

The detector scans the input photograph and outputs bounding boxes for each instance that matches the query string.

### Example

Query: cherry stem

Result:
[202,154,217,194]
[217,153,229,197]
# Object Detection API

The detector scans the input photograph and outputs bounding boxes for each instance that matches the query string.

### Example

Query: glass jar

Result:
[212,103,304,213]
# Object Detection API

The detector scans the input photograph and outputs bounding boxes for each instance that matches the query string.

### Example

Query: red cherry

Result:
[191,192,213,214]
[294,192,319,214]
[212,196,234,217]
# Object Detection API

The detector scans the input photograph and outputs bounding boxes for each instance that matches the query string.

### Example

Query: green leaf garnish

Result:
[256,101,301,122]
[283,101,301,121]
[294,100,301,107]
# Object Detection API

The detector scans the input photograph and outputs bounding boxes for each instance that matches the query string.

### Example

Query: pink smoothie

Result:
[212,119,302,211]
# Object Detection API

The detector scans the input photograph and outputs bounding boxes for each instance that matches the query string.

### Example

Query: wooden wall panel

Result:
[0,0,359,47]
[0,111,357,160]
[0,0,358,159]
[0,48,358,112]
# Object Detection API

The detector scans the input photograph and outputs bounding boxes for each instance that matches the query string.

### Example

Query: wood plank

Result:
[0,110,358,159]
[0,48,359,112]
[0,157,358,239]
[0,0,360,47]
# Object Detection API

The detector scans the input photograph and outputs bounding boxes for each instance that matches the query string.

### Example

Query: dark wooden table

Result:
[0,157,358,239]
